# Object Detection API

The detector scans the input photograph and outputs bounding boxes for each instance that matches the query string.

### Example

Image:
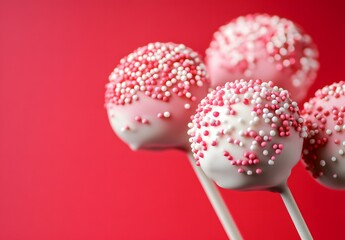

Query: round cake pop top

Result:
[105,42,210,150]
[206,14,319,103]
[187,79,307,191]
[302,81,345,189]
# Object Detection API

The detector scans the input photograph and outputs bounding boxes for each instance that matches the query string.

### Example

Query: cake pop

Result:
[206,14,319,103]
[188,79,312,239]
[302,81,345,189]
[105,42,209,150]
[105,42,242,239]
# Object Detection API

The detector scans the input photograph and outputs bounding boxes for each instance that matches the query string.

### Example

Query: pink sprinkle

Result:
[213,111,220,117]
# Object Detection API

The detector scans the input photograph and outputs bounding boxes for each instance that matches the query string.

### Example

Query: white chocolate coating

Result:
[105,42,210,150]
[302,81,345,189]
[188,79,306,190]
[206,14,319,103]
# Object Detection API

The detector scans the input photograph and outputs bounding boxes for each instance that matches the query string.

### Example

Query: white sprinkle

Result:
[184,103,191,109]
[326,129,332,135]
[121,127,129,132]
[333,174,338,179]
[247,170,253,176]
[334,125,341,132]
[197,81,203,87]
[270,130,276,136]
[163,112,171,118]
[284,103,289,109]
[263,150,268,156]
[148,43,154,50]
[268,160,275,165]
[320,160,326,167]
[339,150,344,156]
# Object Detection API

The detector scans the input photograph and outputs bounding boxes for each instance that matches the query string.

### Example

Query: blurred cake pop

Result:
[188,79,307,190]
[302,81,345,189]
[206,14,319,103]
[105,42,209,150]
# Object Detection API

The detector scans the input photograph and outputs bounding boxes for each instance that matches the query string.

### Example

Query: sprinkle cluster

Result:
[105,42,208,107]
[206,14,319,87]
[188,79,306,176]
[302,81,345,179]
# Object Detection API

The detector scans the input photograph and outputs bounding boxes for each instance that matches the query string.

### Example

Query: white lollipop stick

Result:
[278,183,313,240]
[188,153,243,240]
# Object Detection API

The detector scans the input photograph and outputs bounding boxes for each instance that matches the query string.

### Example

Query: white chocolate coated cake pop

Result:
[105,42,209,150]
[302,81,345,189]
[206,14,319,103]
[188,79,307,190]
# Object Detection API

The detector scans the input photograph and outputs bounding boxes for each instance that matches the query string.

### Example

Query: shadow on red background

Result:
[1,0,345,239]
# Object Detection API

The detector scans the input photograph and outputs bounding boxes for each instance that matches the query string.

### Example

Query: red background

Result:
[1,0,345,239]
